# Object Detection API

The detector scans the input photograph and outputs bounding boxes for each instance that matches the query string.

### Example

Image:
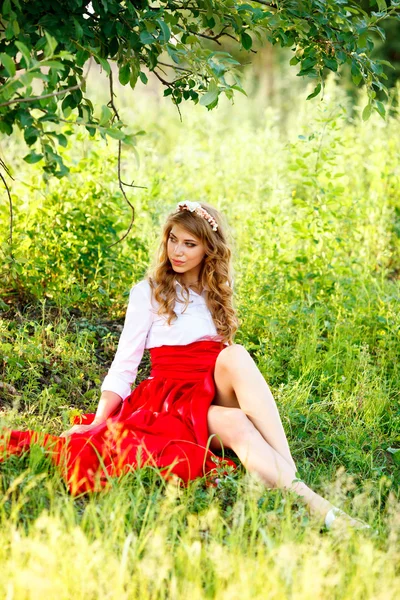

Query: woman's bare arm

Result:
[92,390,123,423]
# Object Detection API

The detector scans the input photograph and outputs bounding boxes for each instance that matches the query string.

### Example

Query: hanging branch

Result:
[0,159,14,257]
[106,69,137,249]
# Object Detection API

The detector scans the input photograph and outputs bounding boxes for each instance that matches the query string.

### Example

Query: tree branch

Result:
[157,61,192,73]
[0,161,14,255]
[188,29,222,45]
[106,70,136,249]
[0,84,81,109]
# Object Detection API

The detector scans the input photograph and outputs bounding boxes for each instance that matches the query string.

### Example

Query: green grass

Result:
[0,77,400,598]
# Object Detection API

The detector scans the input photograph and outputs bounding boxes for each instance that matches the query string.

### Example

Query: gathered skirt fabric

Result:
[0,341,238,495]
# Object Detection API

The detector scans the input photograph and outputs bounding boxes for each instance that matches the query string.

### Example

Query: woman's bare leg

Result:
[213,344,297,472]
[207,405,334,520]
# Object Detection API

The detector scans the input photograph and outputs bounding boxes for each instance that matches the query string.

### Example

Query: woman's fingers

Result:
[59,427,75,438]
[59,420,106,438]
[60,424,92,437]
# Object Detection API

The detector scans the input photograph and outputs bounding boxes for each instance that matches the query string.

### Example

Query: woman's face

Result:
[167,224,206,278]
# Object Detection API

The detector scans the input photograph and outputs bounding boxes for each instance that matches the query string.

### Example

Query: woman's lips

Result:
[172,259,185,265]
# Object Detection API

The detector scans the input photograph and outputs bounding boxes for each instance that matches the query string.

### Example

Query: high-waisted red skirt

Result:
[0,341,238,495]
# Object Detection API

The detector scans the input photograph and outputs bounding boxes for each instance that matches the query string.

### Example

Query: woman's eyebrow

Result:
[169,233,198,242]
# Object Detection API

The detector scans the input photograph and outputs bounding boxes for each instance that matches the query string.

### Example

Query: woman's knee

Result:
[207,406,255,451]
[216,343,250,373]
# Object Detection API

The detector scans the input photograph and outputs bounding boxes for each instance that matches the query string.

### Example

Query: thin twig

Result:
[153,70,173,87]
[0,84,81,108]
[106,70,136,249]
[189,30,222,45]
[157,61,192,73]
[153,70,183,122]
[120,180,147,189]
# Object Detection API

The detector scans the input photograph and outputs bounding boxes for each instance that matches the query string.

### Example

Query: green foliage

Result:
[1,83,400,596]
[2,133,151,312]
[0,0,400,177]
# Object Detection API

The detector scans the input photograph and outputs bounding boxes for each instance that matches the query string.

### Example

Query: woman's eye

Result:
[169,237,195,247]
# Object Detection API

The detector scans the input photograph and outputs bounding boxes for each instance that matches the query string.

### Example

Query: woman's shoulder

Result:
[130,278,153,299]
[130,278,159,310]
[132,278,151,291]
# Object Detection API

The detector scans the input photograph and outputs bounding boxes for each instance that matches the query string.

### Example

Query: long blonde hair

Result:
[146,202,239,345]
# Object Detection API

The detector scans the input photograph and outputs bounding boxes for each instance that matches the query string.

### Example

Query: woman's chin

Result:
[170,263,186,271]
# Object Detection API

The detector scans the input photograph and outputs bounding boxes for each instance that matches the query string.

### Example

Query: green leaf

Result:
[358,32,369,48]
[99,105,113,126]
[199,81,219,106]
[351,62,363,86]
[376,59,395,69]
[0,120,13,135]
[374,100,386,118]
[5,21,14,40]
[55,133,68,147]
[231,84,247,96]
[0,53,16,77]
[62,94,73,117]
[2,0,11,18]
[97,57,111,75]
[376,0,387,11]
[73,18,84,39]
[306,83,321,100]
[122,134,137,147]
[105,128,126,140]
[15,41,31,66]
[41,60,65,70]
[119,63,130,86]
[157,19,170,42]
[362,102,372,121]
[44,31,58,57]
[12,20,20,36]
[140,30,156,45]
[139,71,148,85]
[241,31,252,50]
[23,152,44,164]
[323,57,337,72]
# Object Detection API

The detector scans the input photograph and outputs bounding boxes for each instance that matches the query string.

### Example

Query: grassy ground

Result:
[0,78,400,598]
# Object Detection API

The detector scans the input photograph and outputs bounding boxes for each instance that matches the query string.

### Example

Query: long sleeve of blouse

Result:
[100,281,154,400]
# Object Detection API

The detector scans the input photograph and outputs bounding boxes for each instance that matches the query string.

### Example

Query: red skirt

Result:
[0,341,238,495]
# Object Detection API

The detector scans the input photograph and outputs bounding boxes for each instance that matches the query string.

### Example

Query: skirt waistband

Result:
[149,340,224,380]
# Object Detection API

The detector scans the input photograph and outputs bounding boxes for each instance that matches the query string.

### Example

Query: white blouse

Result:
[100,279,228,399]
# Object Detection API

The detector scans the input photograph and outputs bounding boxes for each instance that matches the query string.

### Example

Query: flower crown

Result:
[175,201,218,232]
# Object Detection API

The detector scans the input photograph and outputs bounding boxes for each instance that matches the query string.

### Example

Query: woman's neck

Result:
[177,276,203,294]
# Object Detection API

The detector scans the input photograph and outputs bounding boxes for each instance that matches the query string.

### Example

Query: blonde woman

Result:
[1,201,370,531]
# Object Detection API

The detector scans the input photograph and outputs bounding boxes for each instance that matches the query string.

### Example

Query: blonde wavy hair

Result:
[145,201,239,345]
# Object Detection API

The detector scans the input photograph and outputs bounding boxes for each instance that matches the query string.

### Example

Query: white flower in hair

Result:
[178,201,200,212]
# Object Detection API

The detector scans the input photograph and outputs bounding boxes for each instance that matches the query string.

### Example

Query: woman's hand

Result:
[60,421,103,438]
[60,391,123,438]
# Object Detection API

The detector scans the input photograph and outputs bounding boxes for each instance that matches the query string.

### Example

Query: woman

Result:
[1,201,369,531]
